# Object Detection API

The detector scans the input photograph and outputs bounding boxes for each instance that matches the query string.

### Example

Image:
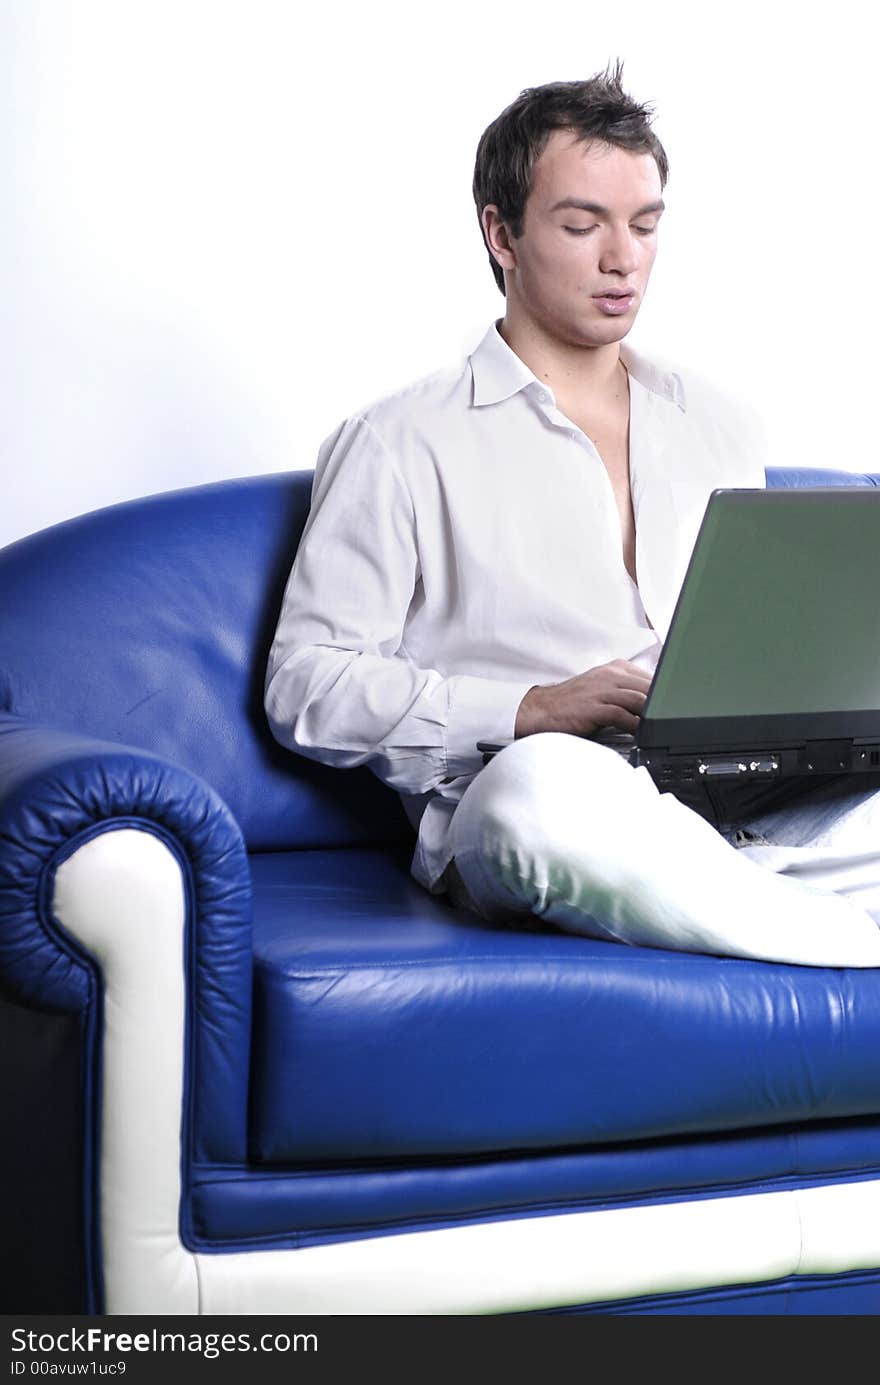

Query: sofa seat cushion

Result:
[248,847,880,1165]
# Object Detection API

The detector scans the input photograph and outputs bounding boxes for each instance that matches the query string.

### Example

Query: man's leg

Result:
[445,733,880,967]
[729,772,880,922]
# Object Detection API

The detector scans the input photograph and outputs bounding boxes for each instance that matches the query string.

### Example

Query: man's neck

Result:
[496,314,626,409]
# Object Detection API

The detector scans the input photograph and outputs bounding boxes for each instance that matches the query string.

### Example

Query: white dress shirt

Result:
[265,321,767,891]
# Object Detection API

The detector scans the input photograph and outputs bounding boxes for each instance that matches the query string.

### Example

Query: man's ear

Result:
[481,205,517,275]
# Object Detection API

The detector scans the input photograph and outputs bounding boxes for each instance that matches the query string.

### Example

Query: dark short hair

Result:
[472,60,669,295]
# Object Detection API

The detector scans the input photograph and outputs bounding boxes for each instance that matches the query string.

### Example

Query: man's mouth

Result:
[592,290,636,316]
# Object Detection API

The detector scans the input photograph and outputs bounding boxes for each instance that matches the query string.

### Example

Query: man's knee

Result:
[479,731,648,816]
[490,731,638,790]
[449,731,651,861]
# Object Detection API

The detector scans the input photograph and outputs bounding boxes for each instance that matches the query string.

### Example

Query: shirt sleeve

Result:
[264,414,533,795]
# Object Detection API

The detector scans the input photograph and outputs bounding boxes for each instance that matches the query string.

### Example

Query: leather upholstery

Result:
[0,476,411,852]
[249,846,880,1164]
[190,1108,880,1250]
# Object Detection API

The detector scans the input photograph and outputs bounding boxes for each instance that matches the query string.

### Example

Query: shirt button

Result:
[537,390,549,404]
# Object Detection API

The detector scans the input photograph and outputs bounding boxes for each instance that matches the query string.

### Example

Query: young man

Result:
[265,64,880,967]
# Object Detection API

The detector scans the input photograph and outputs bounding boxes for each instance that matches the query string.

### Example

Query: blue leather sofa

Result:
[3,465,880,1316]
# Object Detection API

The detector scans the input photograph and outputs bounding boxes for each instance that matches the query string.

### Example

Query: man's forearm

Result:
[265,642,531,795]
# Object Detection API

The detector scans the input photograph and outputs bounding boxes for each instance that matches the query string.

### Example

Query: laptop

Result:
[477,487,880,793]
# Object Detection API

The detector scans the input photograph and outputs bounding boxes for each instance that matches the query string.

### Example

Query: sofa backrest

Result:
[0,471,412,851]
[1,467,877,851]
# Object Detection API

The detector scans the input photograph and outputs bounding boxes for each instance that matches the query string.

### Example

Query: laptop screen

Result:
[644,488,880,722]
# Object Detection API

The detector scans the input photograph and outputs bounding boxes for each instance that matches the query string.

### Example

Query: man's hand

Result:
[514,659,653,739]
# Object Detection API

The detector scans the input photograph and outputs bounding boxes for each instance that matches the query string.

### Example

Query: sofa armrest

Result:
[0,712,254,1165]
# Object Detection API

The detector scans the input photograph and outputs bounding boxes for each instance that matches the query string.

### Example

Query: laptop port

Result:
[697,756,781,778]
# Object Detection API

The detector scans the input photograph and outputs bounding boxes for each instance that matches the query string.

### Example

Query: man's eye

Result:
[633,225,657,236]
[563,226,597,236]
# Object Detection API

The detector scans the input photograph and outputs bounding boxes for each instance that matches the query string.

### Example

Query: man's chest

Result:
[401,382,744,651]
[414,404,642,624]
[564,407,630,489]
[560,403,636,581]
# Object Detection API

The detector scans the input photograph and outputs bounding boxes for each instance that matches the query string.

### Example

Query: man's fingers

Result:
[609,659,654,682]
[595,706,642,733]
[613,673,653,694]
[601,687,648,712]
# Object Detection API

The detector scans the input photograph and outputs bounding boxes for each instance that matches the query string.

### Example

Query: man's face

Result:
[498,130,664,347]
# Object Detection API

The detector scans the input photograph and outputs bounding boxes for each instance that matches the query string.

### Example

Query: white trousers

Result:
[445,733,880,968]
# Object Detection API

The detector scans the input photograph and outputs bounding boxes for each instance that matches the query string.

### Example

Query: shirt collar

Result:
[468,319,686,412]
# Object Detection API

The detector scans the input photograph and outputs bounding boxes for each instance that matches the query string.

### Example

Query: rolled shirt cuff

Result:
[445,674,536,778]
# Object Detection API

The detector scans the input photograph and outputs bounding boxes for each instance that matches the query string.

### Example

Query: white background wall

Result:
[3,0,877,548]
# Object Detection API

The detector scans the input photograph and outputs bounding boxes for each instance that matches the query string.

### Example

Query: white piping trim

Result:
[54,827,198,1313]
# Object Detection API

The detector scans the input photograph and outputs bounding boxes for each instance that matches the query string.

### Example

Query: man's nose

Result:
[598,226,639,276]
